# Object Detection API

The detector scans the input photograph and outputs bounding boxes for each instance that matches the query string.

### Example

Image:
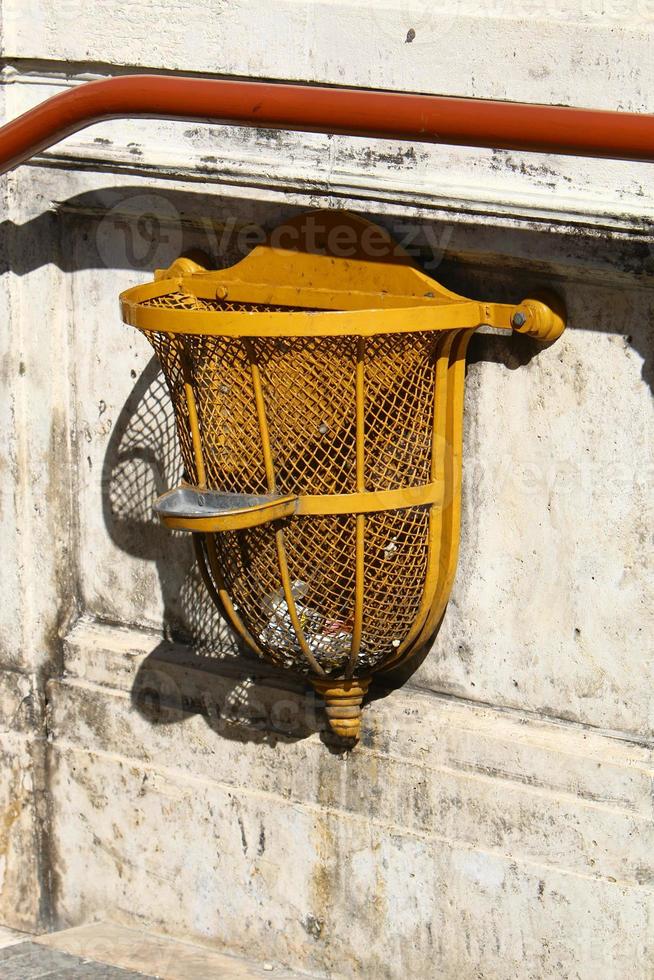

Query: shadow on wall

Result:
[101,354,332,748]
[2,183,654,390]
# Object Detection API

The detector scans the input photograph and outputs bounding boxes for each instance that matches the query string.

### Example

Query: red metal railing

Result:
[1,74,654,175]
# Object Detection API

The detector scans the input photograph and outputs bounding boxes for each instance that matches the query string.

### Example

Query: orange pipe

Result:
[1,74,654,176]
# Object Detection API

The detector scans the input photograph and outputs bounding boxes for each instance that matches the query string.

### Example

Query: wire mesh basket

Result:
[120,210,564,739]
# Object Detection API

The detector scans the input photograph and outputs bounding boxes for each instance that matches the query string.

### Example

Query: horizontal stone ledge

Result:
[48,753,654,978]
[27,143,654,240]
[49,735,653,891]
[10,162,653,292]
[62,617,654,759]
[50,617,654,883]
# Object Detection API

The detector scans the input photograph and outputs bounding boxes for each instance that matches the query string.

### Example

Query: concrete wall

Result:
[0,1,653,976]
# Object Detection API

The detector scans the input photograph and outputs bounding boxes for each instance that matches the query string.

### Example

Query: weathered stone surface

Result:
[0,2,653,974]
[419,279,654,736]
[0,672,47,931]
[4,0,654,114]
[40,621,654,979]
[47,743,653,978]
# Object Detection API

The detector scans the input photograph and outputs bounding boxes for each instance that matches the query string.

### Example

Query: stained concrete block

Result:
[417,281,654,737]
[0,672,47,931]
[42,621,654,979]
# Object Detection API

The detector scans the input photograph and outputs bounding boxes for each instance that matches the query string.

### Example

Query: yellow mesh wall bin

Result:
[120,210,564,740]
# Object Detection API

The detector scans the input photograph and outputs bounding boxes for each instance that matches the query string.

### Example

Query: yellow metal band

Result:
[295,481,443,515]
[158,481,444,532]
[120,294,510,338]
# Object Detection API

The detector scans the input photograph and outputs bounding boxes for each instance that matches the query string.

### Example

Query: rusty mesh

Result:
[141,290,439,675]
